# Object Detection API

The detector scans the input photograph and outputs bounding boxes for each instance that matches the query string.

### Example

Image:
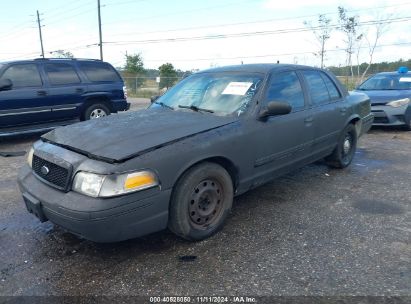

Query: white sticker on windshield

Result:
[399,77,411,82]
[222,82,253,95]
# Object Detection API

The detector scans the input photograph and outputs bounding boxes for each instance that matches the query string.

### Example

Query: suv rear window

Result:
[45,63,81,85]
[78,62,121,82]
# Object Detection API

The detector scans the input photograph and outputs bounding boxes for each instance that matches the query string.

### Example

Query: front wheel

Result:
[168,162,233,241]
[82,103,110,120]
[325,124,357,169]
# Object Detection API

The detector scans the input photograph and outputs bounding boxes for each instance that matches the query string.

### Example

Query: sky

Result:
[0,0,410,71]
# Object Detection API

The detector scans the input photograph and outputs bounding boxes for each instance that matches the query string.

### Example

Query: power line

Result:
[140,42,411,63]
[102,0,257,25]
[103,2,411,39]
[102,16,411,46]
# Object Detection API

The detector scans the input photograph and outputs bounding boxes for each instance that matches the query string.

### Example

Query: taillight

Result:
[123,86,128,99]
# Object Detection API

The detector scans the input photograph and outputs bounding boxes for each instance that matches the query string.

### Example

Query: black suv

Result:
[0,58,129,136]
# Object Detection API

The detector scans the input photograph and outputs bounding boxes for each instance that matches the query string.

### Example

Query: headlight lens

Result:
[27,147,34,168]
[72,170,158,197]
[387,98,410,108]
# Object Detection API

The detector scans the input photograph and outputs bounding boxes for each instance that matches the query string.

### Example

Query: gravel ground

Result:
[0,102,410,298]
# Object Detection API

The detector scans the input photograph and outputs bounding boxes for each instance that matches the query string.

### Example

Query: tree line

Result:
[327,58,411,77]
[119,53,194,90]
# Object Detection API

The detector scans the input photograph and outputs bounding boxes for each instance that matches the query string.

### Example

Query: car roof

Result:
[0,58,103,65]
[198,63,315,74]
[373,71,411,76]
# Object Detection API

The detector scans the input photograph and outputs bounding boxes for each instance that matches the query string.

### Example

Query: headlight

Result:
[72,170,158,198]
[27,147,34,168]
[387,98,410,108]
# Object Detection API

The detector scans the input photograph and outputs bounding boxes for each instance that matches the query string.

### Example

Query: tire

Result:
[168,162,234,241]
[82,103,110,120]
[325,124,357,169]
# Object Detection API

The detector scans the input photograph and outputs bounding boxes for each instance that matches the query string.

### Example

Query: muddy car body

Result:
[18,64,373,242]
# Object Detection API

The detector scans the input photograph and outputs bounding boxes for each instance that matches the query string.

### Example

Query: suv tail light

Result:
[123,86,128,99]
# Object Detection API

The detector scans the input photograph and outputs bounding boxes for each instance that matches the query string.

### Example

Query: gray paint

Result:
[18,64,374,242]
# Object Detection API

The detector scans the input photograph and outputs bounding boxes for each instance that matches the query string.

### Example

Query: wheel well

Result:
[349,117,361,135]
[83,96,112,112]
[177,157,239,192]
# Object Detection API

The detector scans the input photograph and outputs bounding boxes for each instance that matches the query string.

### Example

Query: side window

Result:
[265,71,305,111]
[78,62,121,82]
[302,70,330,106]
[44,63,81,85]
[320,72,341,100]
[0,64,42,88]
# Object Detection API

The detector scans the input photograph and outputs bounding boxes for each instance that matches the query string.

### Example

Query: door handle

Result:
[37,90,47,96]
[340,107,347,113]
[75,88,84,94]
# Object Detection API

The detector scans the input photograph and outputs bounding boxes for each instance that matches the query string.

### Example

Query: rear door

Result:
[301,70,348,155]
[0,63,47,127]
[251,70,315,180]
[41,62,84,121]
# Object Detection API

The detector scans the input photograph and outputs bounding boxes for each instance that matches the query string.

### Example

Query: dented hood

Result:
[41,108,237,162]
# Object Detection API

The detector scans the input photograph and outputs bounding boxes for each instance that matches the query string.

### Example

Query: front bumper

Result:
[371,104,410,126]
[18,165,171,242]
[359,113,374,136]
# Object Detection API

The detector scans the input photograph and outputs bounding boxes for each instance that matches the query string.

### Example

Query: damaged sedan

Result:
[18,64,373,242]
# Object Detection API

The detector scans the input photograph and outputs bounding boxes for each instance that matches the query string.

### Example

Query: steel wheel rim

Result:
[90,108,107,119]
[342,133,353,163]
[188,179,224,229]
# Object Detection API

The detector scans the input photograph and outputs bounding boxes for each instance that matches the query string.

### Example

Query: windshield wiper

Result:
[178,104,214,113]
[154,101,174,110]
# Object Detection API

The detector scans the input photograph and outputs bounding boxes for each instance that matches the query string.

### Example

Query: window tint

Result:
[302,70,330,105]
[265,71,305,110]
[79,62,121,82]
[321,73,341,100]
[45,63,80,85]
[0,64,42,88]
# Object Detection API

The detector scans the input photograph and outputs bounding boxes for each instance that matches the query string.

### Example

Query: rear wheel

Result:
[82,103,110,120]
[325,124,357,168]
[168,162,233,241]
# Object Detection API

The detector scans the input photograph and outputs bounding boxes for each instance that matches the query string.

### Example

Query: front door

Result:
[250,70,315,184]
[0,63,48,127]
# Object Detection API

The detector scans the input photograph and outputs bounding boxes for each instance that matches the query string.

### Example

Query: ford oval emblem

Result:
[41,165,50,175]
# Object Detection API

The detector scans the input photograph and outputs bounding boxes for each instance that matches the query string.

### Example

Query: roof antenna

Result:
[276,60,280,64]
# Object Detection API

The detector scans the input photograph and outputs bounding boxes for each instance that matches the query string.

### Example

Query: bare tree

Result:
[304,14,332,68]
[359,14,391,83]
[338,6,362,81]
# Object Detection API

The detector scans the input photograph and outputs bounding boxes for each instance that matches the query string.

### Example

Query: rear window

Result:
[44,63,81,85]
[79,62,121,82]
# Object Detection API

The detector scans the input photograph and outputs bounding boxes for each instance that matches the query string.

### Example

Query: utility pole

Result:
[97,0,103,60]
[36,10,45,58]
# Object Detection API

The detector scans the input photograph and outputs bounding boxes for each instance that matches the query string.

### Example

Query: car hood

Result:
[42,108,238,163]
[355,89,411,105]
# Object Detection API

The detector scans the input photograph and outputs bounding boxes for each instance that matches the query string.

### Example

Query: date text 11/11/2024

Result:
[149,296,257,303]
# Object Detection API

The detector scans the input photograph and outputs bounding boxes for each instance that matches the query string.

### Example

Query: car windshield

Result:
[152,73,263,116]
[358,74,411,90]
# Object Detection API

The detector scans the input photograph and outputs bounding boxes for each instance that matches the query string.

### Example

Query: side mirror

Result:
[0,78,12,91]
[259,101,292,120]
[150,95,160,103]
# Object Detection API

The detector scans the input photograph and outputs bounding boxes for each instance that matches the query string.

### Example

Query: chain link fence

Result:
[123,77,183,98]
